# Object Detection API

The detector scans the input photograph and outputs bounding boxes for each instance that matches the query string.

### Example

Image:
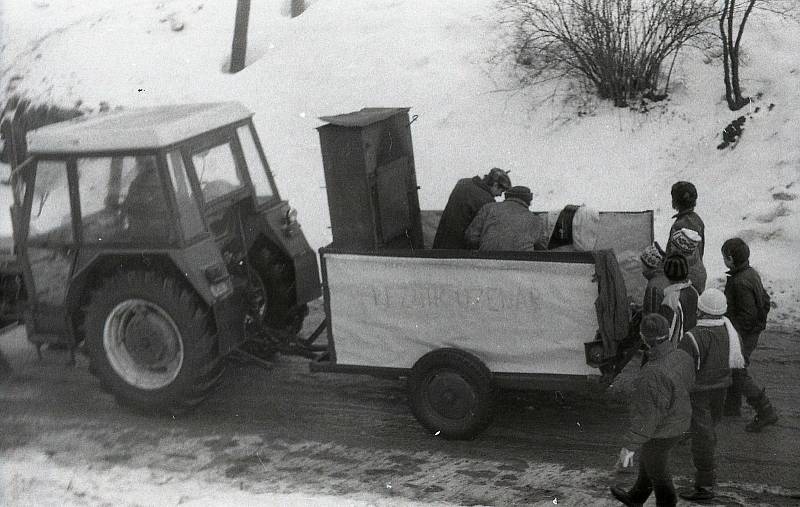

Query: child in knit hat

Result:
[640,242,669,314]
[670,228,707,292]
[677,288,745,502]
[611,313,695,507]
[660,254,699,343]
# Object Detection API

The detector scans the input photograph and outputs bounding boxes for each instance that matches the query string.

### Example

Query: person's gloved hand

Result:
[614,447,635,472]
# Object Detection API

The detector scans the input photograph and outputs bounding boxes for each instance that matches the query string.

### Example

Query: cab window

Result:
[192,142,243,202]
[237,125,276,205]
[77,155,174,243]
[166,150,205,240]
[28,160,72,243]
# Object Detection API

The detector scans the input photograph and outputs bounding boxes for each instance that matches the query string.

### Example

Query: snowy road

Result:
[1,316,799,506]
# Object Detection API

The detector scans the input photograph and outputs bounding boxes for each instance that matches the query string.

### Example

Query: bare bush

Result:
[499,0,716,106]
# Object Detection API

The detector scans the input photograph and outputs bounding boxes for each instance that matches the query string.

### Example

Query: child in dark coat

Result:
[722,238,778,432]
[611,313,695,507]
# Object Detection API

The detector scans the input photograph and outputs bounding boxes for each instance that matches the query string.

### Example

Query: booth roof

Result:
[318,107,410,128]
[26,102,252,154]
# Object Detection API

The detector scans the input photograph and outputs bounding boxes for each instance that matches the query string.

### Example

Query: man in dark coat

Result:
[464,186,546,251]
[432,168,511,249]
[678,288,744,502]
[610,313,695,507]
[721,238,778,432]
[667,181,705,259]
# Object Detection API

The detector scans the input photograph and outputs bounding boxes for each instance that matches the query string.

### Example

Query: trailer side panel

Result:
[324,253,599,376]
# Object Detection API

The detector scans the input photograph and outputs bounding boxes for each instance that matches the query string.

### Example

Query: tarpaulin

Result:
[323,253,600,375]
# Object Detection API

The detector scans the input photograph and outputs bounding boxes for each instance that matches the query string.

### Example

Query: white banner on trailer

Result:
[325,254,599,376]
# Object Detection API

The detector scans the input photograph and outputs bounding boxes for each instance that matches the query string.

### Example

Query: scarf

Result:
[662,281,693,343]
[697,317,746,368]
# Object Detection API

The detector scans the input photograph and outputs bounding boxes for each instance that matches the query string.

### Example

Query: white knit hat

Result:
[698,288,727,315]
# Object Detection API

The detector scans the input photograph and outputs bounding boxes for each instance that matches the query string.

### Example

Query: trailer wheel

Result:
[408,348,496,440]
[84,270,222,414]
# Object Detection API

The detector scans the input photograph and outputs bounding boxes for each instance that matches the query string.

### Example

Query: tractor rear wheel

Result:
[250,247,305,333]
[84,270,222,414]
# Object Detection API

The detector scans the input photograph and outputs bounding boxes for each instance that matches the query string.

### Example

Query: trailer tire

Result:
[408,348,496,440]
[84,270,222,414]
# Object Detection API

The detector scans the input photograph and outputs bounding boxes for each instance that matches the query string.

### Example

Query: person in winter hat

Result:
[433,167,511,249]
[464,185,546,251]
[610,313,695,507]
[669,228,707,293]
[640,242,670,314]
[667,181,705,260]
[721,238,778,432]
[660,254,699,344]
[677,288,745,502]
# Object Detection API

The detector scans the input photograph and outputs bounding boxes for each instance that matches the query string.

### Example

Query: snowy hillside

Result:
[1,0,799,327]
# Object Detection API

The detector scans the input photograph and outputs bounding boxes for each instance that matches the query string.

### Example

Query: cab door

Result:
[18,158,78,337]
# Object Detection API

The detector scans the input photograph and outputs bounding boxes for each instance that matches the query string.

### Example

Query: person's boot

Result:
[745,390,778,432]
[723,390,742,417]
[610,485,644,506]
[678,486,715,502]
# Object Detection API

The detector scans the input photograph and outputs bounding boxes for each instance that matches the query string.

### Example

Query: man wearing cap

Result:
[432,168,511,250]
[667,181,705,259]
[677,288,745,502]
[464,185,546,252]
[660,254,699,343]
[610,313,695,507]
[670,228,707,293]
[640,242,670,315]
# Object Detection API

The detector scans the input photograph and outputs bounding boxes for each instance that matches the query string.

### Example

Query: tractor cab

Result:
[5,102,320,412]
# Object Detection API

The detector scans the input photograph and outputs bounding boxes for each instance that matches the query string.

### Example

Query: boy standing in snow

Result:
[660,254,699,344]
[721,238,778,432]
[667,181,705,260]
[610,313,695,507]
[677,288,745,502]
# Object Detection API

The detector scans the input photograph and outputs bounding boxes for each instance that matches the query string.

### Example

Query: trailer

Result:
[305,108,652,439]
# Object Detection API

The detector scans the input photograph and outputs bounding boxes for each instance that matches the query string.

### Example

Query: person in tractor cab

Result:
[464,185,546,252]
[432,167,511,249]
[121,156,170,240]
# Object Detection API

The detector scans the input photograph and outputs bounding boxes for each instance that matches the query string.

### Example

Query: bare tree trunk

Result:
[720,0,735,109]
[731,0,756,107]
[230,0,251,73]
